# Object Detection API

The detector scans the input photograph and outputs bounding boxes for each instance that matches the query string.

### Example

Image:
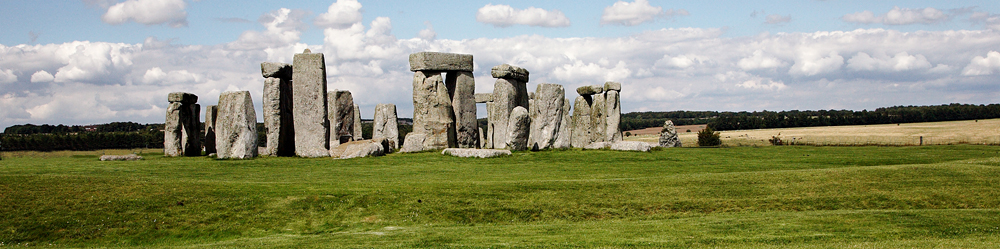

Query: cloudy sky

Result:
[1,0,999,129]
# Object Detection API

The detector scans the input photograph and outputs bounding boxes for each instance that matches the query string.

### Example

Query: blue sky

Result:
[1,0,999,129]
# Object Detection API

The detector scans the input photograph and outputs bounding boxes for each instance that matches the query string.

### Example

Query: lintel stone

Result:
[490,64,529,82]
[409,52,474,72]
[168,92,198,104]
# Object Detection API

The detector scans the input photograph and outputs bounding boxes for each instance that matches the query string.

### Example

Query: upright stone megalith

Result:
[489,64,530,149]
[373,103,399,150]
[263,77,294,156]
[353,105,363,141]
[164,92,200,157]
[292,49,329,157]
[553,98,573,149]
[447,71,478,148]
[204,105,218,154]
[527,83,565,150]
[605,82,623,143]
[507,106,530,151]
[328,90,355,148]
[571,96,592,148]
[403,52,474,152]
[588,86,607,144]
[216,91,258,159]
[659,120,682,148]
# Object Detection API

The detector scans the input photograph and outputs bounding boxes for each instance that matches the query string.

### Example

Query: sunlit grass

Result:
[2,146,1000,247]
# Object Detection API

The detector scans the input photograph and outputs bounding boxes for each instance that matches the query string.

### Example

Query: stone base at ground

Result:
[330,140,388,159]
[584,142,611,150]
[100,154,143,161]
[441,148,512,158]
[400,133,428,153]
[610,141,652,152]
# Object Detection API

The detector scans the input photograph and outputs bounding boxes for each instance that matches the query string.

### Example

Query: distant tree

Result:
[697,127,721,147]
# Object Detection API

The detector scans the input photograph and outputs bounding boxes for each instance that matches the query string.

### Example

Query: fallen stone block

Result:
[442,148,512,158]
[100,154,143,161]
[610,141,652,152]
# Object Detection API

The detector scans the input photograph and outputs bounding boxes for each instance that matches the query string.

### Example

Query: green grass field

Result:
[3,146,1000,248]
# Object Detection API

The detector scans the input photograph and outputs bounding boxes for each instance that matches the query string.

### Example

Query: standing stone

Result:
[570,96,592,148]
[164,92,199,157]
[328,90,355,148]
[659,120,682,147]
[479,127,486,149]
[263,77,294,156]
[164,101,184,157]
[506,106,530,151]
[353,105,363,141]
[605,89,622,143]
[491,78,517,149]
[183,104,201,157]
[292,49,329,157]
[204,105,218,154]
[447,71,478,148]
[553,98,573,149]
[405,71,456,151]
[373,104,399,150]
[216,91,258,159]
[527,83,565,150]
[486,102,498,149]
[590,92,607,144]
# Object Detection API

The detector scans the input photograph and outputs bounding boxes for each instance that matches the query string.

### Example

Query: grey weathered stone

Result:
[479,127,486,149]
[373,104,399,150]
[328,90,355,148]
[411,71,456,150]
[474,93,493,103]
[527,83,565,150]
[490,78,517,149]
[353,105,363,141]
[165,92,200,157]
[658,120,682,148]
[216,91,258,159]
[570,96,592,148]
[490,64,529,82]
[182,104,201,157]
[442,148,512,158]
[164,101,183,157]
[486,102,497,149]
[100,154,143,161]
[590,93,607,144]
[584,142,610,150]
[604,81,622,92]
[263,77,294,156]
[168,92,198,104]
[553,98,573,149]
[447,71,478,148]
[576,85,605,96]
[261,62,292,79]
[292,49,329,158]
[610,141,652,152]
[204,105,218,154]
[605,90,622,142]
[400,133,427,153]
[330,140,387,159]
[506,106,530,151]
[409,52,474,72]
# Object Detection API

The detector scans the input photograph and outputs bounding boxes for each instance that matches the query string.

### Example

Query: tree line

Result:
[621,103,1000,131]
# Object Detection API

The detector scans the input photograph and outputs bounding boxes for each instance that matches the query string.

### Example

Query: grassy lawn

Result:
[2,146,1000,247]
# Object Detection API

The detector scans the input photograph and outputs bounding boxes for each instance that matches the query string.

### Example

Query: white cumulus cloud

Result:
[0,69,16,84]
[476,4,571,28]
[314,0,363,29]
[228,8,309,51]
[843,6,948,25]
[30,71,54,83]
[962,51,1000,76]
[738,50,786,70]
[601,0,688,26]
[846,52,932,72]
[101,0,188,27]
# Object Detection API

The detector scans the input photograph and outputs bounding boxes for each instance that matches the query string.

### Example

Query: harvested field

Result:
[626,118,1000,147]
